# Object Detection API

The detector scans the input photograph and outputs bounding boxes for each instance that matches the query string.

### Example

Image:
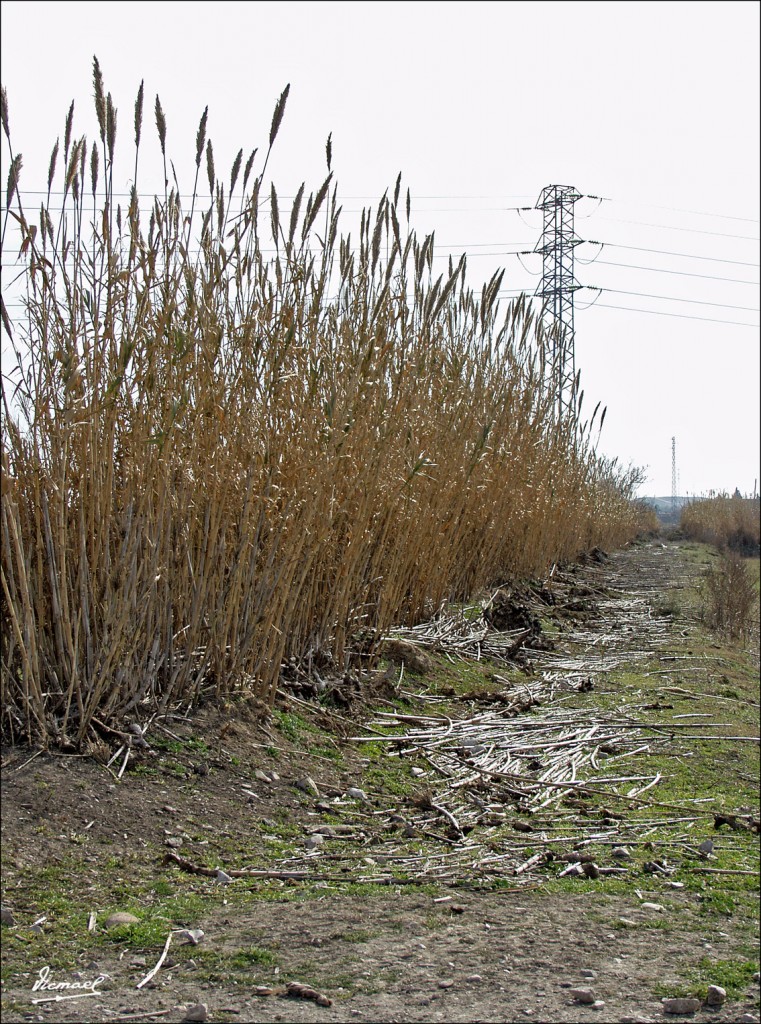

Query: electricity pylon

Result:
[671,436,677,515]
[534,185,582,420]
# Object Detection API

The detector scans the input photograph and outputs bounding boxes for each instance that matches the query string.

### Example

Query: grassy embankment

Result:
[1,540,758,1012]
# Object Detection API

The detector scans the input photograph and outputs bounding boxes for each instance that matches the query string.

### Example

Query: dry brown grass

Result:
[1,62,653,748]
[700,551,759,641]
[680,494,760,555]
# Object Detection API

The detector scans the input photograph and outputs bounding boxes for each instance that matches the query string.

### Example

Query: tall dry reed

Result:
[1,63,652,748]
[681,494,760,555]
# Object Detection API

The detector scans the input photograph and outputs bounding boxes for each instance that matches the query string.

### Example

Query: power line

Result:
[590,301,759,327]
[5,189,538,201]
[601,197,760,224]
[585,286,759,312]
[595,216,759,241]
[6,189,760,224]
[593,259,759,286]
[590,241,760,268]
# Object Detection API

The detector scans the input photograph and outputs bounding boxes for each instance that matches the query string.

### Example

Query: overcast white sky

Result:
[2,0,759,497]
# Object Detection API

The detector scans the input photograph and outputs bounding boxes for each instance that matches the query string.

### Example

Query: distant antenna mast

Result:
[534,185,582,420]
[671,437,677,515]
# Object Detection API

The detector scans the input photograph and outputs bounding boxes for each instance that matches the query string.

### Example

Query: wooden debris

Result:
[136,932,173,989]
[284,981,332,1006]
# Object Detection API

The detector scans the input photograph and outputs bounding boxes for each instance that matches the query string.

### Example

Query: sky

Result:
[1,0,759,497]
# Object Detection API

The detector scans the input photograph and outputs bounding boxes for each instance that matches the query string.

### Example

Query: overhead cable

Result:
[585,286,759,312]
[590,301,758,327]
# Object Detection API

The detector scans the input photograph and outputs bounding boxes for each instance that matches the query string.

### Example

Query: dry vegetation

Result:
[681,494,760,556]
[680,495,760,642]
[1,62,653,750]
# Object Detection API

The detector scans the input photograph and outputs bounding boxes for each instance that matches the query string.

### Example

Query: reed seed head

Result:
[155,94,166,155]
[1,85,9,139]
[269,83,290,148]
[5,152,21,206]
[92,56,106,139]
[196,106,208,168]
[134,80,144,149]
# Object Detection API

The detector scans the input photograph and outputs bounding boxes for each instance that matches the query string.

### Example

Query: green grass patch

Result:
[654,956,759,1001]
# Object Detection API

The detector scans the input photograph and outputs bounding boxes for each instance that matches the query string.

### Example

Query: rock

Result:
[165,836,183,848]
[738,1015,760,1023]
[698,838,714,856]
[611,846,632,860]
[592,1001,606,1010]
[104,912,140,929]
[753,971,760,983]
[411,767,426,777]
[305,834,325,849]
[346,787,368,802]
[643,860,671,875]
[580,970,596,978]
[381,638,434,675]
[661,996,701,1014]
[175,929,205,946]
[214,869,233,883]
[569,988,596,1004]
[704,984,726,1006]
[254,769,272,783]
[295,776,320,798]
[438,979,454,989]
[128,723,149,747]
[182,1004,209,1022]
[618,917,638,927]
[1,906,16,926]
[466,974,483,982]
[640,902,665,912]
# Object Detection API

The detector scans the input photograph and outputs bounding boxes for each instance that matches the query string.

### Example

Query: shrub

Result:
[700,551,759,640]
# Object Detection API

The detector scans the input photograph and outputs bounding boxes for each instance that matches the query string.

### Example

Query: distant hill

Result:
[640,496,690,515]
[639,496,691,523]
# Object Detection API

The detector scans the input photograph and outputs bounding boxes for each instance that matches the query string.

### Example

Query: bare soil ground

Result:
[1,539,759,1024]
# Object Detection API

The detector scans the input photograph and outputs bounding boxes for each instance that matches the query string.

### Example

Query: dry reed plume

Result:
[1,63,653,749]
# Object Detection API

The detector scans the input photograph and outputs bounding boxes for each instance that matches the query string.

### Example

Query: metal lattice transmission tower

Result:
[534,185,583,418]
[671,436,677,514]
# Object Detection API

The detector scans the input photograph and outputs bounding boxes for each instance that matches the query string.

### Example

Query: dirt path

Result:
[2,540,759,1023]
